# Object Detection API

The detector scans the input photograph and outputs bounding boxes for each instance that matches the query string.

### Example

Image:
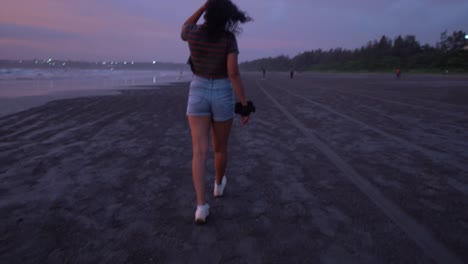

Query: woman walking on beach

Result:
[181,0,253,224]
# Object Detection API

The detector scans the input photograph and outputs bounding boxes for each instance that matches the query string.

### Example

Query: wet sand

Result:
[1,73,467,263]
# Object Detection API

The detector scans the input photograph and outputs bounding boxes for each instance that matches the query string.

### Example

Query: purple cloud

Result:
[0,0,466,62]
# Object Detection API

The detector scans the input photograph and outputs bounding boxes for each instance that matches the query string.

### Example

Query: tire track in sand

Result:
[256,80,463,264]
[340,89,468,113]
[337,90,466,119]
[266,81,467,173]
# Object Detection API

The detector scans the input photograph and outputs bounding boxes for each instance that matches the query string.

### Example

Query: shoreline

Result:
[0,77,191,118]
[0,89,120,117]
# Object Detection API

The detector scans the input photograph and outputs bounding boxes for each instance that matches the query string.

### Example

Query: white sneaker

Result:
[214,176,227,197]
[195,204,210,224]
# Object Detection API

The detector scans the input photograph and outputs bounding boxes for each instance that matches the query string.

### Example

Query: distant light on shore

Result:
[153,61,156,64]
[465,34,468,40]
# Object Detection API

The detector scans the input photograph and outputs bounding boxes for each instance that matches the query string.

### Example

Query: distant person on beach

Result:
[396,68,401,78]
[261,67,266,79]
[290,69,295,79]
[181,0,254,224]
[178,69,183,80]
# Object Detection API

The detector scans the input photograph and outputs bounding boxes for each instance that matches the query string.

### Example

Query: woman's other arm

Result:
[227,53,249,125]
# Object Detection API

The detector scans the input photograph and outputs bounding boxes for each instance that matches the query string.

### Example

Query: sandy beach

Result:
[1,73,468,263]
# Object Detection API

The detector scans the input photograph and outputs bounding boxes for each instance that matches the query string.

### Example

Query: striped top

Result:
[181,24,239,79]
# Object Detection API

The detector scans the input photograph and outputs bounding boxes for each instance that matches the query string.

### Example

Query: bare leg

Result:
[212,119,233,184]
[188,116,212,205]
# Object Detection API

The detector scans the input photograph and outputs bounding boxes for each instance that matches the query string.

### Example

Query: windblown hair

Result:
[203,0,252,38]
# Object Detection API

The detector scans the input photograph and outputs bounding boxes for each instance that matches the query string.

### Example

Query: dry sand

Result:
[1,73,467,263]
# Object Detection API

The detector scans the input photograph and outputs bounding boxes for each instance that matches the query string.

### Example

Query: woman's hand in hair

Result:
[183,1,208,27]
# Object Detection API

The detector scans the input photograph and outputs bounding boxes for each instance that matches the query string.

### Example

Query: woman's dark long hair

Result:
[203,0,252,38]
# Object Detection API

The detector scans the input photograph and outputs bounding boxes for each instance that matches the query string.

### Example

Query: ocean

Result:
[0,68,191,116]
[0,68,190,97]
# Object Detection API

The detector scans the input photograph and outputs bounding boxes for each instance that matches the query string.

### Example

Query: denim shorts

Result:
[186,75,235,122]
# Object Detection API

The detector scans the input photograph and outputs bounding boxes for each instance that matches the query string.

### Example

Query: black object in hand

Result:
[235,101,256,116]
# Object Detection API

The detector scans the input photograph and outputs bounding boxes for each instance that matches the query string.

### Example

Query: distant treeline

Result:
[240,30,468,73]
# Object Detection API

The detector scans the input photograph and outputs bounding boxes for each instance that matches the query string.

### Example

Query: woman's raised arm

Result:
[181,2,207,41]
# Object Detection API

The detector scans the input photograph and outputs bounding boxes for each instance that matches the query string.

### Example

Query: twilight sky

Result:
[0,0,467,63]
